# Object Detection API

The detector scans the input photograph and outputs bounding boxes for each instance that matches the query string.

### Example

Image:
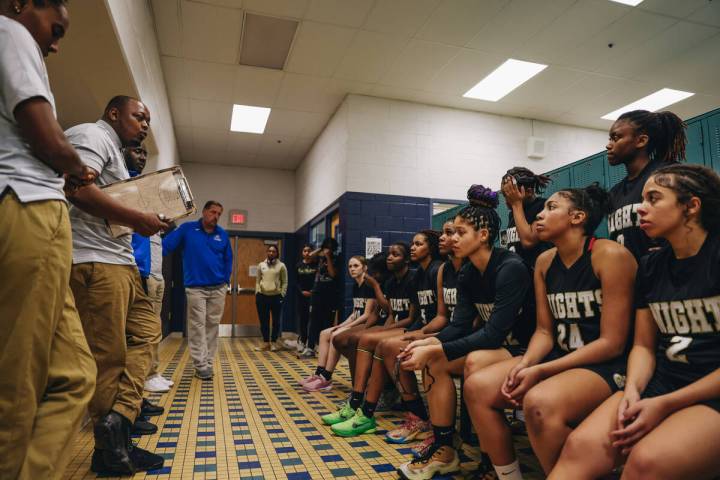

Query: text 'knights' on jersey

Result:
[636,234,720,384]
[408,260,442,331]
[352,279,375,318]
[383,269,416,323]
[545,238,604,353]
[441,259,461,315]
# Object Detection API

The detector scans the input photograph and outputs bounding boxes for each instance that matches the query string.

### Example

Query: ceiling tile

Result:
[190,99,233,129]
[638,0,708,18]
[274,73,329,112]
[379,39,460,90]
[502,67,587,109]
[466,0,575,56]
[426,48,505,95]
[291,137,315,157]
[243,0,310,19]
[227,131,262,155]
[174,125,194,155]
[416,0,507,47]
[259,134,297,157]
[686,2,720,27]
[264,109,330,137]
[192,127,229,158]
[151,0,182,56]
[180,0,242,64]
[189,0,243,8]
[362,0,441,36]
[169,97,192,127]
[188,60,235,101]
[161,56,192,98]
[232,66,284,106]
[305,0,375,28]
[334,30,408,83]
[285,21,356,77]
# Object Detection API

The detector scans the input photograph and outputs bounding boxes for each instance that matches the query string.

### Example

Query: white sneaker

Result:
[296,340,305,353]
[298,347,315,359]
[144,375,170,393]
[283,339,297,350]
[158,375,174,387]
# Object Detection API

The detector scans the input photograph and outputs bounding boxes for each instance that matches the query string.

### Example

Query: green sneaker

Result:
[321,402,355,425]
[331,409,377,437]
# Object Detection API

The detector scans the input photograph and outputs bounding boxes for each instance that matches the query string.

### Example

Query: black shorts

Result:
[543,349,627,393]
[504,344,526,357]
[643,373,720,413]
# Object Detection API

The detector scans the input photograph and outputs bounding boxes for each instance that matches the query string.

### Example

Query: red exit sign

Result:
[229,209,248,228]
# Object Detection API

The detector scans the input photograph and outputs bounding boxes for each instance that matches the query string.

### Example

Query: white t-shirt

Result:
[66,120,135,265]
[0,16,64,203]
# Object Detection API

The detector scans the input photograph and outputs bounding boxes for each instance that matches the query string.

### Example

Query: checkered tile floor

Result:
[63,337,544,479]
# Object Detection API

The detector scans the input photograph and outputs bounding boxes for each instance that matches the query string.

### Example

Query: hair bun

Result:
[467,184,499,209]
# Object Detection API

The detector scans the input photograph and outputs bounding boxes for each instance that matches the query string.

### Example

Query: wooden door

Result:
[230,238,283,334]
[221,237,237,325]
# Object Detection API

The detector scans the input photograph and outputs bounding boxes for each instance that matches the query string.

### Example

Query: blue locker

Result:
[705,113,720,172]
[543,167,572,197]
[605,157,627,191]
[685,120,706,166]
[571,153,606,188]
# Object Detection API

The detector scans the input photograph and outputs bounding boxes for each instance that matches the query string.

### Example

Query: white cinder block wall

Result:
[182,163,295,232]
[295,95,609,229]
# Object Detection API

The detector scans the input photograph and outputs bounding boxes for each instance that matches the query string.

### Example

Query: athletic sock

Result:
[480,452,492,467]
[493,460,523,480]
[349,391,364,410]
[403,397,429,421]
[361,401,377,418]
[314,366,324,376]
[319,369,332,381]
[432,425,455,447]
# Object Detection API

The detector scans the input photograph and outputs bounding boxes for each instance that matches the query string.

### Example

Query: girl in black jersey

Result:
[301,256,377,392]
[303,238,341,358]
[295,244,317,353]
[464,184,635,480]
[606,109,687,260]
[396,186,533,480]
[550,164,720,480]
[500,167,552,269]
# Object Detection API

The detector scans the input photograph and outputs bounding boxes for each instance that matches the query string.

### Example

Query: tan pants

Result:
[0,192,96,480]
[146,275,165,378]
[70,262,157,424]
[186,285,226,369]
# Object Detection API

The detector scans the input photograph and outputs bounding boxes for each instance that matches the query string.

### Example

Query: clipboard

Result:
[100,166,196,237]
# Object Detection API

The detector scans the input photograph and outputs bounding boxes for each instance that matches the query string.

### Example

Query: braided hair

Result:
[457,184,501,244]
[557,183,610,235]
[616,110,687,163]
[503,167,551,194]
[652,164,720,235]
[417,229,442,260]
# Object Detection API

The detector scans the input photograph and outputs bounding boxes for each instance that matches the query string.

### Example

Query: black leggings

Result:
[307,293,336,350]
[296,294,311,344]
[255,293,283,342]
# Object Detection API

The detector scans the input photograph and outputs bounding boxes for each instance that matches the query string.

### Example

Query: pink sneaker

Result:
[303,376,332,392]
[386,412,432,443]
[299,374,319,386]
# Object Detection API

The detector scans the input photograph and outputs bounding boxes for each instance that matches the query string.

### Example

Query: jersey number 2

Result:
[557,323,583,352]
[666,336,692,364]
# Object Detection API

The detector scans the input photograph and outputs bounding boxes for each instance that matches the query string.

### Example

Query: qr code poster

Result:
[365,237,382,259]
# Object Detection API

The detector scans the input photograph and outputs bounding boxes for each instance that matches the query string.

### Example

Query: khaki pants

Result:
[146,275,165,378]
[186,285,226,370]
[70,262,157,425]
[0,192,96,480]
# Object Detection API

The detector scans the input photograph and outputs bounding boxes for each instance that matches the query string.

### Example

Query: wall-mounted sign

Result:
[249,265,258,277]
[365,237,382,259]
[229,209,248,229]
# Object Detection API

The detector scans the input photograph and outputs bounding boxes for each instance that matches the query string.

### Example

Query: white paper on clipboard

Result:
[100,166,196,237]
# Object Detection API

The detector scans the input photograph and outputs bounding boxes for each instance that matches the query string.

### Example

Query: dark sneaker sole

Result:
[91,422,134,476]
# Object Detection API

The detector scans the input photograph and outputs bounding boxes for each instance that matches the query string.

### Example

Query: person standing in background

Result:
[293,244,317,353]
[162,201,232,380]
[301,238,340,358]
[255,244,288,352]
[0,2,97,478]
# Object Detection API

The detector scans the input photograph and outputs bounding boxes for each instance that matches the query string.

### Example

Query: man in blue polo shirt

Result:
[163,201,232,379]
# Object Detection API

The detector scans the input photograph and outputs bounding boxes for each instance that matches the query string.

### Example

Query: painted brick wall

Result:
[338,191,431,318]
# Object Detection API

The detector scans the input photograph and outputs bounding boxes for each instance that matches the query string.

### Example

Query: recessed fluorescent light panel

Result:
[601,88,695,121]
[230,104,271,133]
[463,59,548,102]
[609,0,644,6]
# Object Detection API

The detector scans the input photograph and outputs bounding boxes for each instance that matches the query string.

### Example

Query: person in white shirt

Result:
[255,244,288,351]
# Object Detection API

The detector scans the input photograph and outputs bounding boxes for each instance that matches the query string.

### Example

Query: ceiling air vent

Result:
[239,13,299,70]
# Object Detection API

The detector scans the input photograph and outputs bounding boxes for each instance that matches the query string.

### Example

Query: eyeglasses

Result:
[394,358,435,395]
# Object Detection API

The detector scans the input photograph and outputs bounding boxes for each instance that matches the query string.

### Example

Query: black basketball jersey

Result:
[408,260,442,331]
[607,159,666,260]
[500,197,551,269]
[635,234,720,385]
[441,259,461,316]
[438,248,533,361]
[383,269,416,323]
[296,260,317,293]
[351,279,375,318]
[545,238,604,353]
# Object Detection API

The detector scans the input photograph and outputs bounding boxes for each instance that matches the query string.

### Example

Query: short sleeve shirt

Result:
[66,120,135,265]
[0,16,65,202]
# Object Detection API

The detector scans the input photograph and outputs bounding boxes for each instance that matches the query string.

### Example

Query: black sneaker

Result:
[129,444,164,471]
[93,412,134,475]
[195,367,213,380]
[132,416,158,435]
[141,398,164,417]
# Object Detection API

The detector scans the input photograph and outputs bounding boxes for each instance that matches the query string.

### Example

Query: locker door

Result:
[543,167,572,197]
[685,120,706,166]
[605,156,627,191]
[705,113,720,172]
[495,198,510,247]
[572,153,609,238]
